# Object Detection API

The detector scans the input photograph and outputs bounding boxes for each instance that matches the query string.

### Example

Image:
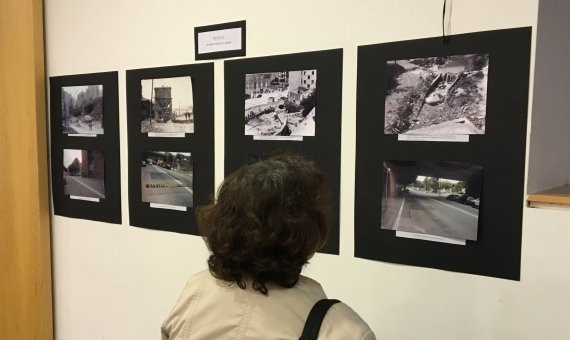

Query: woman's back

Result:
[161,270,374,340]
[162,154,375,339]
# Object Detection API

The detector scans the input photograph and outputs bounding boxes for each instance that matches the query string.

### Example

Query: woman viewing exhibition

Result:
[161,153,375,339]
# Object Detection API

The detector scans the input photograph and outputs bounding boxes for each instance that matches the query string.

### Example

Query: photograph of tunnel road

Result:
[63,149,105,199]
[141,151,193,207]
[384,53,489,136]
[381,160,483,241]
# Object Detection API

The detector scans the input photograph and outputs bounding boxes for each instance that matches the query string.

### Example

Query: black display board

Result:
[50,72,121,223]
[224,49,343,254]
[126,63,215,235]
[354,27,532,280]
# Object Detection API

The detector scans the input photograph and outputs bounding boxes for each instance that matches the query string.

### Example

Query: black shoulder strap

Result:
[299,299,341,340]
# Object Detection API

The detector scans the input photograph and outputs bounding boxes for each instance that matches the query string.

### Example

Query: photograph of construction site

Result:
[384,53,489,136]
[140,76,194,135]
[61,85,104,135]
[63,149,105,199]
[244,70,316,136]
[380,160,483,242]
[141,151,193,208]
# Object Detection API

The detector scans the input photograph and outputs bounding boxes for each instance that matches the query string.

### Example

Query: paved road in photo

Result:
[64,176,105,199]
[388,188,479,240]
[141,164,193,207]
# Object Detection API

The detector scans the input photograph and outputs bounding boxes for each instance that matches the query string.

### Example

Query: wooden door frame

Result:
[0,0,53,338]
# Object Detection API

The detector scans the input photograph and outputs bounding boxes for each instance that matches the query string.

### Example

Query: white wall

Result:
[527,0,570,193]
[46,1,570,339]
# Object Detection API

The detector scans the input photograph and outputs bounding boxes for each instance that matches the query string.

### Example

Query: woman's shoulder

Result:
[292,277,375,338]
[319,302,376,340]
[296,275,324,291]
[183,269,211,286]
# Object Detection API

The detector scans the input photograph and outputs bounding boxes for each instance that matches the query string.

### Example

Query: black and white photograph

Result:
[244,70,316,137]
[384,54,489,136]
[381,160,482,241]
[61,85,104,135]
[63,149,105,199]
[141,151,193,208]
[141,76,194,136]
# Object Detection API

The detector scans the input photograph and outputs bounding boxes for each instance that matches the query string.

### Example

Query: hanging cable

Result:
[442,0,450,44]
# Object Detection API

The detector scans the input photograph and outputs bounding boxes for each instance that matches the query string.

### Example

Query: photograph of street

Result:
[141,76,194,135]
[381,160,483,241]
[62,85,104,135]
[384,53,489,136]
[63,149,105,199]
[245,70,316,136]
[141,151,193,207]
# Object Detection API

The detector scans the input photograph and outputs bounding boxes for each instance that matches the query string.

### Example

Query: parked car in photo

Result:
[466,196,476,206]
[471,198,480,209]
[141,160,146,167]
[158,161,172,170]
[446,194,460,201]
[456,194,469,204]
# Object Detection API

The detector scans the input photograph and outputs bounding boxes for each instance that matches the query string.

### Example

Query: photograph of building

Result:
[63,149,105,199]
[244,69,316,136]
[141,76,194,135]
[384,53,489,136]
[61,85,104,135]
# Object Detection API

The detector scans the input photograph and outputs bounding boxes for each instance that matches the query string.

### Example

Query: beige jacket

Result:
[162,270,375,340]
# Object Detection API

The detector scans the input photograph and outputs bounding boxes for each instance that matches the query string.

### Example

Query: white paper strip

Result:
[198,27,242,54]
[70,195,100,202]
[67,133,98,137]
[148,132,185,138]
[150,203,187,211]
[398,134,469,142]
[253,135,303,141]
[396,231,466,245]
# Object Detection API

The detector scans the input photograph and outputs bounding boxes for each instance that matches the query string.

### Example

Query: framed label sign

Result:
[194,20,246,60]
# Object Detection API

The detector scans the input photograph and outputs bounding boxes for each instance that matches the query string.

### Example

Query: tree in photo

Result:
[67,158,80,175]
[415,179,425,190]
[453,181,466,193]
[423,177,439,192]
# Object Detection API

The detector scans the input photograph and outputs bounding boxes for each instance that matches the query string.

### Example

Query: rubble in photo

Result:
[62,85,104,135]
[384,54,489,135]
[244,70,316,136]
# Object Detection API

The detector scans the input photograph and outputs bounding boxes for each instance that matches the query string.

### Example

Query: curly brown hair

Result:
[197,153,329,295]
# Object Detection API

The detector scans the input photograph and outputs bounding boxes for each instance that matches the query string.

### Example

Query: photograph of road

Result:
[141,151,193,207]
[381,160,483,241]
[245,70,316,136]
[384,53,489,136]
[62,85,104,135]
[63,149,105,199]
[141,76,194,135]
